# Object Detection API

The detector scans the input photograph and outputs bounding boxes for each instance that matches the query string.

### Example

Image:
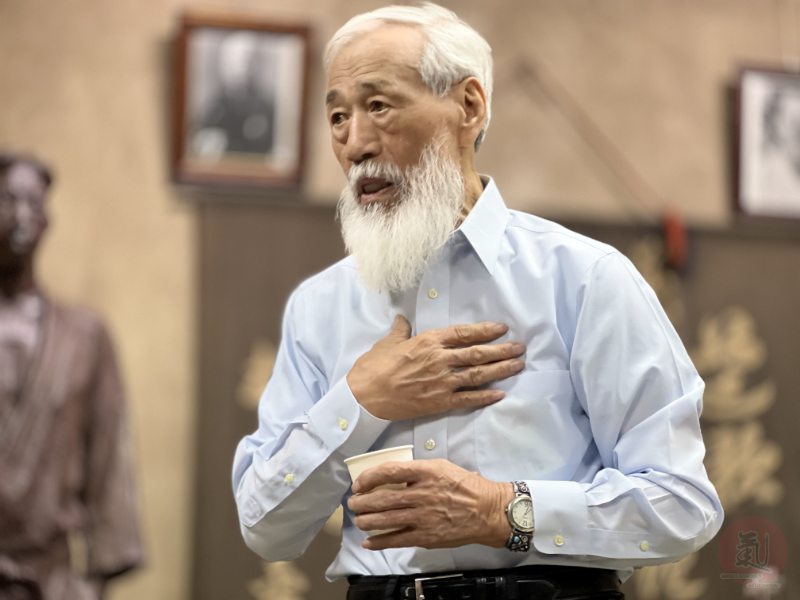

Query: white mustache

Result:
[347,161,405,190]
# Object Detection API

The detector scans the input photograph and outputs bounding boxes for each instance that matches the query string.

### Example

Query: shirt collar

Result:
[456,176,510,276]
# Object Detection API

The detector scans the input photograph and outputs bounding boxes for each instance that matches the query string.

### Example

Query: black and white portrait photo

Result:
[173,15,309,188]
[738,68,800,218]
[191,30,279,157]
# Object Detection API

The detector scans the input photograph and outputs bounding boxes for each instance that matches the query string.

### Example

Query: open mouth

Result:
[357,178,394,204]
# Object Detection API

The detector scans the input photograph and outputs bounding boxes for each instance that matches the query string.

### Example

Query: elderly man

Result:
[0,155,143,599]
[233,4,723,599]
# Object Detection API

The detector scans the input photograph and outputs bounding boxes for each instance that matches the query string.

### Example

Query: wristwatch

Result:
[505,481,534,552]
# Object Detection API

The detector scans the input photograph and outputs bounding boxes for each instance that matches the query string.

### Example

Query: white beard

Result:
[336,139,465,295]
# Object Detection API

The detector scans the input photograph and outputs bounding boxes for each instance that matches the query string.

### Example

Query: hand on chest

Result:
[337,310,589,482]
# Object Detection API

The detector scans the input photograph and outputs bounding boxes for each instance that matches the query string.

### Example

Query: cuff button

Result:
[640,541,649,552]
[339,418,349,430]
[284,473,295,483]
[554,534,565,546]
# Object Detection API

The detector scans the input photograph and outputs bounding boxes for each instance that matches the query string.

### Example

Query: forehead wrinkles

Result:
[327,26,427,99]
[327,60,420,102]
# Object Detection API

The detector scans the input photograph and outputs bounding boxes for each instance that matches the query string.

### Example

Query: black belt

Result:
[347,565,623,600]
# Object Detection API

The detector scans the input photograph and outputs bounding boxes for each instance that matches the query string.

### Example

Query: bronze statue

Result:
[0,155,143,599]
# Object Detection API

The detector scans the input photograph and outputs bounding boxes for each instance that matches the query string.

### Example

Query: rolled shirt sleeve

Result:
[527,252,723,568]
[233,290,390,562]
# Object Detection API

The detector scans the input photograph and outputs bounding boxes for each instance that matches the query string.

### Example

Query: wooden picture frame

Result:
[172,11,311,189]
[735,66,800,219]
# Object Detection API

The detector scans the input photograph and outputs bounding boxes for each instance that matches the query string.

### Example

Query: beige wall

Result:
[0,1,791,599]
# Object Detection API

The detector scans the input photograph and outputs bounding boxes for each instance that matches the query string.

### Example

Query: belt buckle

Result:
[414,573,462,600]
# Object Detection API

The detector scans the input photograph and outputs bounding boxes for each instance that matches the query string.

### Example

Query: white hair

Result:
[324,2,493,151]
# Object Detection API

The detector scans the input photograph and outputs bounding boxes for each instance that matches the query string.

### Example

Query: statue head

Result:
[0,154,52,272]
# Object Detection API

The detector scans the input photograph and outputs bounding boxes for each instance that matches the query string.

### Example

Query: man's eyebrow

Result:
[325,80,394,106]
[356,79,391,93]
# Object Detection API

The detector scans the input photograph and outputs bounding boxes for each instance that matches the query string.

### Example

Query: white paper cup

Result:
[344,445,414,536]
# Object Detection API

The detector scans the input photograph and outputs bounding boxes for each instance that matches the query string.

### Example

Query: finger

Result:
[354,508,416,532]
[438,322,508,348]
[449,341,526,367]
[363,527,418,551]
[449,388,506,410]
[352,460,425,494]
[348,488,416,515]
[387,314,412,341]
[454,359,525,388]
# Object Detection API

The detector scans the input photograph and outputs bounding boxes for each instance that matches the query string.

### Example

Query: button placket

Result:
[413,249,451,463]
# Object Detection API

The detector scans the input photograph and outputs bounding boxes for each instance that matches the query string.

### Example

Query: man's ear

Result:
[454,77,487,150]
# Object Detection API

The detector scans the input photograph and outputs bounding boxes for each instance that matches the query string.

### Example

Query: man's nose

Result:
[344,112,381,164]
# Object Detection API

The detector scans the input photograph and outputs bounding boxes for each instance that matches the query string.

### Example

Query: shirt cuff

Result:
[307,376,391,458]
[526,479,590,555]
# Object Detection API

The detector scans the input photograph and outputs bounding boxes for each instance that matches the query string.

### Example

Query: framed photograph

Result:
[173,12,310,188]
[736,67,800,219]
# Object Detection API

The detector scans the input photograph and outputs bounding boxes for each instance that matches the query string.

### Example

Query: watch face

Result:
[512,498,534,530]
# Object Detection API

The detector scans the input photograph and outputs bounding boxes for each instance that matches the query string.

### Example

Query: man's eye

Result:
[369,101,388,112]
[331,112,346,125]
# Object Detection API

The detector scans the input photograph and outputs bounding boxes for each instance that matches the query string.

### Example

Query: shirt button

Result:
[284,474,294,483]
[428,288,438,299]
[554,534,565,546]
[425,439,436,450]
[640,541,649,552]
[339,418,348,431]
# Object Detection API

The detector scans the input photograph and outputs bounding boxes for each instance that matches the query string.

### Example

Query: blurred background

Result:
[1,0,798,599]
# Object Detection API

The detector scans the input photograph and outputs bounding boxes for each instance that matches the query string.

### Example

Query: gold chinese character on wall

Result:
[631,305,784,600]
[238,339,277,411]
[248,561,311,600]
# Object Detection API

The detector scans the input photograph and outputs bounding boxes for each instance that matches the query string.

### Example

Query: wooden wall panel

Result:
[194,202,347,600]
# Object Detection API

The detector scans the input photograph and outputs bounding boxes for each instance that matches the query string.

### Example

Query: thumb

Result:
[388,314,412,341]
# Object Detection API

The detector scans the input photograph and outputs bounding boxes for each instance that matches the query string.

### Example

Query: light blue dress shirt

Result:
[232,177,723,583]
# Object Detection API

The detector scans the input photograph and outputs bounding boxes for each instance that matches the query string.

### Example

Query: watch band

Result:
[505,481,533,552]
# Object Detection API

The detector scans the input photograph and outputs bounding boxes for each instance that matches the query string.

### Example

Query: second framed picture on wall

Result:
[737,67,800,219]
[173,12,310,189]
